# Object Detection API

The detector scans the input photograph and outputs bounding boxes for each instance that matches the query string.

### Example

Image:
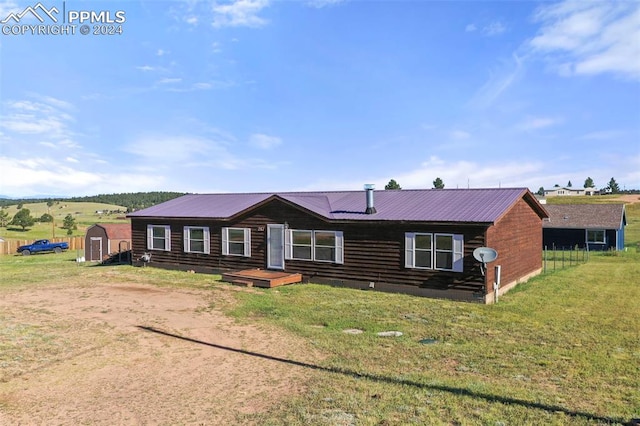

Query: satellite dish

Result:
[473,247,497,276]
[473,247,498,263]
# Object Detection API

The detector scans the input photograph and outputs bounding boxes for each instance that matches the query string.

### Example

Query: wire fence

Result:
[543,245,589,273]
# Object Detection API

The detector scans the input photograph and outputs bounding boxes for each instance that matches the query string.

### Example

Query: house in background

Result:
[127,187,548,303]
[85,223,132,262]
[544,187,598,197]
[542,204,626,251]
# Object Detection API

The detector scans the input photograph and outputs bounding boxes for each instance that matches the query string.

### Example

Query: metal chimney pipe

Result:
[364,184,376,214]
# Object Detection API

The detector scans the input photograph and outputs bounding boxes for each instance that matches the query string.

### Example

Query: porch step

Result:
[229,279,254,287]
[221,269,303,288]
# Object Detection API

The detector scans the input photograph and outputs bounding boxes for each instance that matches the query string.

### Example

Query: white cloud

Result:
[249,133,282,149]
[307,0,345,8]
[301,156,545,192]
[211,0,269,28]
[517,116,562,131]
[450,130,471,140]
[578,130,626,140]
[136,65,156,72]
[158,77,182,84]
[0,97,75,140]
[529,1,640,80]
[484,21,506,36]
[0,156,101,196]
[468,53,524,108]
[156,49,168,56]
[124,136,211,163]
[193,82,212,90]
[0,155,170,197]
[37,95,73,110]
[0,1,21,20]
[395,156,543,189]
[465,23,477,32]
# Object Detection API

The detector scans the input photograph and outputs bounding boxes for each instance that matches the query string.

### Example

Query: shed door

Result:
[267,224,285,270]
[90,237,102,261]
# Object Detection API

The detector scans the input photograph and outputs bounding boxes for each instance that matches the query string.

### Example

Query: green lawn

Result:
[228,252,640,425]
[1,194,638,424]
[2,250,636,425]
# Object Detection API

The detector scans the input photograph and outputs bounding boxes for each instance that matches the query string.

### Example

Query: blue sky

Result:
[0,0,639,198]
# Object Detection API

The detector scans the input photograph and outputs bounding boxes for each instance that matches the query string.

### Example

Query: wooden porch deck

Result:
[221,269,303,288]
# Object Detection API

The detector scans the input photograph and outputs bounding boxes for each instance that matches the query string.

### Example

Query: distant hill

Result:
[0,192,185,212]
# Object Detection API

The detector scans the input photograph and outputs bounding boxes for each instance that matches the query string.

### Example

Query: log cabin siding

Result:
[132,199,491,295]
[485,197,543,291]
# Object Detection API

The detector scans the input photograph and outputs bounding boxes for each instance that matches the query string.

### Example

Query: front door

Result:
[267,224,285,270]
[90,237,102,261]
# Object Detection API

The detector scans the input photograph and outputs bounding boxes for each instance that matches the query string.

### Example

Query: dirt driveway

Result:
[0,281,316,425]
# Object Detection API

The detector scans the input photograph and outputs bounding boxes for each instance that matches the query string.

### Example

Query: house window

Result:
[184,226,210,254]
[586,229,605,244]
[435,234,454,270]
[147,225,171,251]
[315,231,337,262]
[291,230,312,260]
[414,233,432,268]
[405,232,464,272]
[286,229,343,264]
[222,227,251,257]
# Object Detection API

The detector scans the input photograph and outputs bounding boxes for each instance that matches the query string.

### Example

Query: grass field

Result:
[1,194,638,424]
[1,250,638,424]
[0,201,126,240]
[229,251,640,425]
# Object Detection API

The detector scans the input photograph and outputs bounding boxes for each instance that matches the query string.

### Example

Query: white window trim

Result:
[147,225,171,251]
[405,232,464,272]
[222,227,251,257]
[407,232,433,269]
[285,229,343,264]
[289,229,313,261]
[183,226,210,254]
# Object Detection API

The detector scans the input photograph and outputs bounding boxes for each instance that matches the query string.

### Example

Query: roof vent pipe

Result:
[364,184,377,214]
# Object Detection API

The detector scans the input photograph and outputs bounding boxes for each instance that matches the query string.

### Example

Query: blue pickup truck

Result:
[17,239,69,256]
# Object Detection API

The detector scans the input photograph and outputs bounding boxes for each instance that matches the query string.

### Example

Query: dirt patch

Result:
[617,194,640,204]
[0,282,318,424]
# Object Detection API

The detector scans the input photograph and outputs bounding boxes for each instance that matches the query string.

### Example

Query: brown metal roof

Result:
[542,204,626,229]
[97,223,131,240]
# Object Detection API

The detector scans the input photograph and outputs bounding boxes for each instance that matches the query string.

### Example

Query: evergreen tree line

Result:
[0,192,185,212]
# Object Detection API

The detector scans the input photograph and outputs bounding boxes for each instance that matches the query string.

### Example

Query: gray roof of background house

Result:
[542,204,626,229]
[128,188,547,224]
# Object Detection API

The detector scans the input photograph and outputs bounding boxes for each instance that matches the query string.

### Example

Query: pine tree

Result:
[433,177,445,189]
[385,179,402,190]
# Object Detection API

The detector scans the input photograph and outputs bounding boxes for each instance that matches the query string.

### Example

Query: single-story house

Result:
[544,187,598,197]
[542,204,626,251]
[127,187,548,303]
[85,223,132,261]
